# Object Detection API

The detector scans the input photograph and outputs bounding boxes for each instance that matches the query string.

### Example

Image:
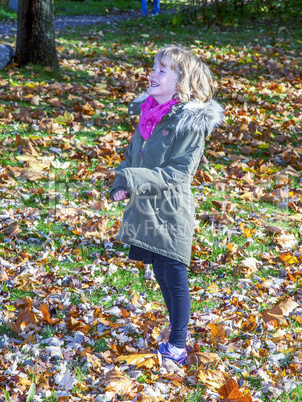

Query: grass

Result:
[0,0,180,20]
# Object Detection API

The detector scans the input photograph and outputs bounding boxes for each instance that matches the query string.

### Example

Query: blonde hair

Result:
[154,45,215,103]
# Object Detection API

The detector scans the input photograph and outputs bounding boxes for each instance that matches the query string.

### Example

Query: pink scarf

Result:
[139,96,179,140]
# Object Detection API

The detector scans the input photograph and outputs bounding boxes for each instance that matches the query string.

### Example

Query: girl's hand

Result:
[113,190,128,201]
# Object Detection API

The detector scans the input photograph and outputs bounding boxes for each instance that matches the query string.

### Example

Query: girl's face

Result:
[148,56,178,104]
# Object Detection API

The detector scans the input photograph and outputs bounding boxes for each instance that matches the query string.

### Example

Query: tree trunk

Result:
[15,0,59,69]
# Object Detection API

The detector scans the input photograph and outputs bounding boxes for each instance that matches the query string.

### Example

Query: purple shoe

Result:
[154,343,187,365]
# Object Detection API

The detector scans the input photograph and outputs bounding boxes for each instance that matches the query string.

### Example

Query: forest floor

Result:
[0,6,302,402]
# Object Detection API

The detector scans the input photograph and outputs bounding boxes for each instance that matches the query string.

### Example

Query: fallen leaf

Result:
[116,353,158,369]
[193,368,227,389]
[207,282,219,293]
[208,323,225,343]
[219,378,253,401]
[234,257,258,277]
[103,367,133,394]
[262,297,299,326]
[274,234,297,249]
[187,352,220,366]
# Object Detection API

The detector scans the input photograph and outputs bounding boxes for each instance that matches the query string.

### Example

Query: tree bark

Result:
[15,0,59,69]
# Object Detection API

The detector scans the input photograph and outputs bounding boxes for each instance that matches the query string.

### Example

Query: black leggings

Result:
[152,253,190,349]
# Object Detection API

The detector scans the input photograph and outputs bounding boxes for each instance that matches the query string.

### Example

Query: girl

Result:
[110,45,224,364]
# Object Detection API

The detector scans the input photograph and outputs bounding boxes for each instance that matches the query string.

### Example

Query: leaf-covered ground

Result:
[0,12,302,402]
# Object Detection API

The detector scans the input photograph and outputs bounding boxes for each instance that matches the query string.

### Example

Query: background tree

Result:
[15,0,59,69]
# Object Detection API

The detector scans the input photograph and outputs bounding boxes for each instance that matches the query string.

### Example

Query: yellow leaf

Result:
[19,377,32,387]
[243,227,252,238]
[0,106,5,113]
[280,252,299,264]
[54,110,74,125]
[5,305,16,311]
[93,86,111,95]
[206,282,219,293]
[116,353,158,369]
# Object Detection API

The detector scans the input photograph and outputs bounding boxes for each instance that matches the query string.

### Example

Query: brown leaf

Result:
[2,222,22,237]
[15,297,33,308]
[240,145,252,155]
[67,317,92,333]
[265,225,283,235]
[90,200,108,210]
[187,352,219,366]
[5,319,19,334]
[195,169,213,182]
[103,367,133,395]
[241,314,257,332]
[16,307,39,325]
[20,169,45,181]
[212,200,237,212]
[30,96,41,106]
[136,393,161,402]
[262,297,299,326]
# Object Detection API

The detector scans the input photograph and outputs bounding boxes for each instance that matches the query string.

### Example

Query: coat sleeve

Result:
[121,128,205,195]
[109,137,134,200]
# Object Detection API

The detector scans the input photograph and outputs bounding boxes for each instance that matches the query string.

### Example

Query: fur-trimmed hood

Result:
[129,92,224,138]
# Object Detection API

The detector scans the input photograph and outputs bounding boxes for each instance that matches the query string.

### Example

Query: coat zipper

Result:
[140,141,146,167]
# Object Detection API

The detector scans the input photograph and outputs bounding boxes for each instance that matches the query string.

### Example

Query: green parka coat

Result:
[110,94,224,266]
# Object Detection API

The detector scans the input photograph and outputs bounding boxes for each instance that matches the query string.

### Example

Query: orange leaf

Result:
[40,303,51,323]
[208,323,225,342]
[292,314,302,324]
[219,378,253,401]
